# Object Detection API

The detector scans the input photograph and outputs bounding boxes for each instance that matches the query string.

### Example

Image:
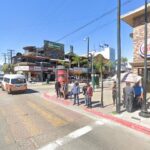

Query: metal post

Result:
[87,37,90,83]
[40,62,43,82]
[139,0,150,118]
[91,54,95,89]
[116,0,121,113]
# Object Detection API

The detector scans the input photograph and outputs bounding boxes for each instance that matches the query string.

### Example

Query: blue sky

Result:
[0,0,146,64]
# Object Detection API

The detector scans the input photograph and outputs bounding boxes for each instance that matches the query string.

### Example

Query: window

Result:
[4,78,10,83]
[11,78,26,84]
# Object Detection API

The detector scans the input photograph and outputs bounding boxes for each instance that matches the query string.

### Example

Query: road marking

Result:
[39,120,104,150]
[39,126,92,150]
[13,105,42,137]
[27,101,67,127]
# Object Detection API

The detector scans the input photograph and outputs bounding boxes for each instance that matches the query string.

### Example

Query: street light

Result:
[84,37,90,83]
[139,0,150,118]
[89,51,96,89]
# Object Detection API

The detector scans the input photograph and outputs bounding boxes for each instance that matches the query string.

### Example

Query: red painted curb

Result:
[43,92,150,136]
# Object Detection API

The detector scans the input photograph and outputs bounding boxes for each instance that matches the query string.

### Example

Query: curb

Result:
[43,92,150,136]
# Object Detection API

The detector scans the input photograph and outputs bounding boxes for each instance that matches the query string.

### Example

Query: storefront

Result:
[122,4,150,90]
[14,65,54,82]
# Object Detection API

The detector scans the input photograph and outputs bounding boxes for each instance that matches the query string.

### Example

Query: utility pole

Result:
[2,53,7,64]
[139,0,150,118]
[116,0,121,113]
[7,49,15,64]
[87,37,90,83]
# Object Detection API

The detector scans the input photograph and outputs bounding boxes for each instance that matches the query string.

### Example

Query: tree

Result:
[72,55,81,67]
[106,60,115,75]
[121,57,128,65]
[94,54,108,107]
[58,61,69,68]
[2,64,14,74]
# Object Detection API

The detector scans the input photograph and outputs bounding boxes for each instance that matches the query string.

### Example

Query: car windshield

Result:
[11,78,26,84]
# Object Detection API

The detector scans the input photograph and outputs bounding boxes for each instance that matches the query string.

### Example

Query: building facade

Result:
[122,4,150,89]
[13,41,65,82]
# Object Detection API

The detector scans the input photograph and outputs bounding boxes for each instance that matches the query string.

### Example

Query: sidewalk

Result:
[42,82,150,136]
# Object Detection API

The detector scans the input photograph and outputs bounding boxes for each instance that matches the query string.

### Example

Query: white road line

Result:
[39,121,104,150]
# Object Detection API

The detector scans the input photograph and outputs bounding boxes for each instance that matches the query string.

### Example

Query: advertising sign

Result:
[44,40,64,59]
[139,39,150,58]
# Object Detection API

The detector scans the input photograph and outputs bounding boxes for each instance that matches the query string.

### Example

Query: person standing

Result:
[112,81,117,106]
[123,82,135,112]
[61,81,68,99]
[86,83,93,108]
[133,81,143,109]
[82,84,88,106]
[55,81,61,98]
[72,82,80,105]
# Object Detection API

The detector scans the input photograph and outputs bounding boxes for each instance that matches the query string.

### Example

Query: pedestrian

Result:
[112,81,117,106]
[55,81,61,98]
[61,81,68,99]
[86,83,93,108]
[82,83,87,106]
[123,82,135,112]
[72,82,80,105]
[133,81,143,109]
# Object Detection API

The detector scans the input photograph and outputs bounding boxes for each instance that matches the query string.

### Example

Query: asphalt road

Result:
[0,85,150,150]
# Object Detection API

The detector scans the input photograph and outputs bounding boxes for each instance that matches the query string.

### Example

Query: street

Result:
[0,85,150,150]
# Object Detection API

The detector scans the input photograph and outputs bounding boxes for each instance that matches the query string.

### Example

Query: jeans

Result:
[73,94,79,105]
[84,95,88,105]
[87,96,92,107]
[125,95,133,112]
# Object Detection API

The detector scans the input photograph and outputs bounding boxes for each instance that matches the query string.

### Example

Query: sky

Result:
[0,0,147,64]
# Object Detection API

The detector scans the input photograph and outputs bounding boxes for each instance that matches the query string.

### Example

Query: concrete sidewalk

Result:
[40,82,150,135]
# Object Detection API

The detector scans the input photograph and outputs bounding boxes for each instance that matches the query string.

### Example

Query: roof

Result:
[3,74,26,79]
[121,3,150,27]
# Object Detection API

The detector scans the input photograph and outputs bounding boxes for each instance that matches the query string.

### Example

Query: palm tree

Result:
[72,55,81,67]
[94,54,108,107]
[58,61,69,68]
[106,60,114,75]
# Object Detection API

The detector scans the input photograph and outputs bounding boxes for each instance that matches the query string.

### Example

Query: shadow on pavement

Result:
[12,89,39,95]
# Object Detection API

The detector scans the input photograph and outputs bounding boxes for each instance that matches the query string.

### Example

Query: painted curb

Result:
[43,92,150,136]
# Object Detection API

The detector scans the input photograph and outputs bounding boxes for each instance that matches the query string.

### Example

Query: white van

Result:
[1,74,27,94]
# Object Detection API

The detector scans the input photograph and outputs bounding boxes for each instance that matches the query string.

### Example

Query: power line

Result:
[56,0,134,42]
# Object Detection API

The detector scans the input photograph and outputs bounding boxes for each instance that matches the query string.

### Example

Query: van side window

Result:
[4,78,10,83]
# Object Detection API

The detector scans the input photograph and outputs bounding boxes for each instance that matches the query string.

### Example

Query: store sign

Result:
[139,39,150,58]
[73,67,88,73]
[14,66,29,71]
[34,66,41,71]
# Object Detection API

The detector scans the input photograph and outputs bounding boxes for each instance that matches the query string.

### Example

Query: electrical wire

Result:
[55,0,134,42]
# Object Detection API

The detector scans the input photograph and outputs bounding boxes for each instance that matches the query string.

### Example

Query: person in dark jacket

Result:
[82,84,87,106]
[112,81,117,106]
[55,81,61,98]
[123,82,135,112]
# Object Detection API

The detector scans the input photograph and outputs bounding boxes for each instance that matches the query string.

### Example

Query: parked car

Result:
[1,74,27,94]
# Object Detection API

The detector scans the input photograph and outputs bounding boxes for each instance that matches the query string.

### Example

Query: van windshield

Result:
[11,78,26,84]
